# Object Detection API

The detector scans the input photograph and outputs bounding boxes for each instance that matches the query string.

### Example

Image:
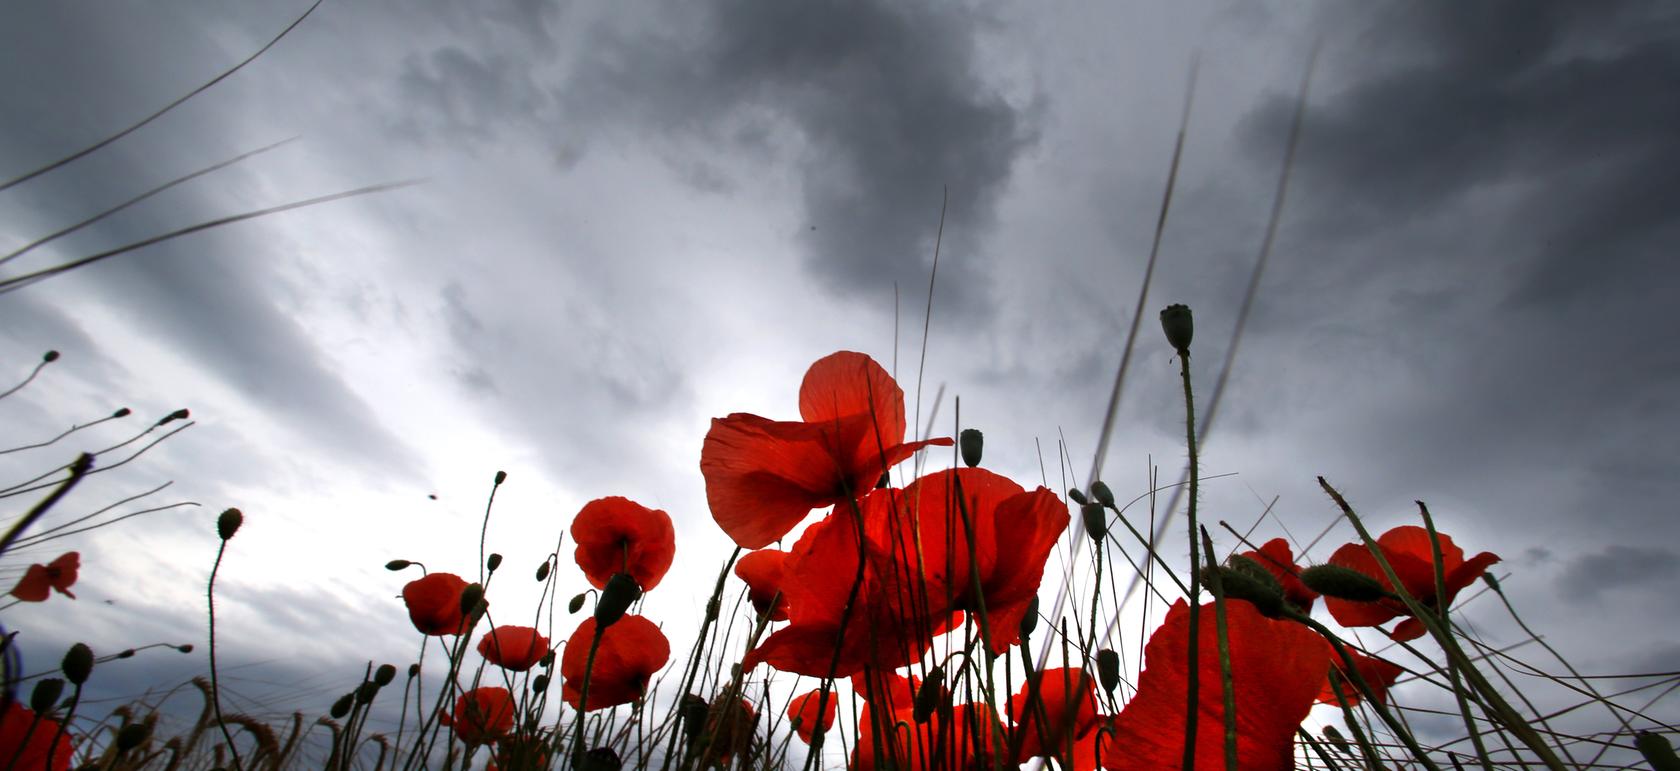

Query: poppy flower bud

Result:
[1482,573,1501,592]
[117,648,136,659]
[355,681,379,705]
[959,429,984,468]
[1204,566,1285,618]
[1323,725,1352,755]
[486,553,502,572]
[1066,488,1088,506]
[459,583,486,617]
[1081,502,1108,542]
[1636,731,1680,770]
[595,573,641,627]
[62,642,94,685]
[374,664,397,687]
[535,561,551,582]
[1159,304,1193,354]
[30,678,65,712]
[1019,596,1040,639]
[568,592,586,614]
[407,663,421,679]
[494,470,507,485]
[1301,564,1390,603]
[330,692,354,719]
[540,650,556,668]
[177,644,194,654]
[1090,480,1116,509]
[112,407,132,418]
[579,746,623,771]
[216,508,243,541]
[1227,554,1284,597]
[1095,649,1121,695]
[913,667,945,723]
[43,350,60,363]
[117,722,151,751]
[385,559,412,571]
[158,408,191,426]
[532,674,549,694]
[705,597,720,621]
[681,695,709,741]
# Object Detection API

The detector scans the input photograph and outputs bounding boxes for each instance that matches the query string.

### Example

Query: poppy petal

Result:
[571,497,677,591]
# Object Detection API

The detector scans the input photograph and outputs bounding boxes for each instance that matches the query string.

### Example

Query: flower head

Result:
[0,701,75,771]
[477,625,550,672]
[1011,667,1100,762]
[402,572,471,636]
[788,690,839,744]
[561,615,670,711]
[440,687,515,744]
[1323,525,1501,641]
[10,552,79,602]
[571,497,676,592]
[734,549,789,621]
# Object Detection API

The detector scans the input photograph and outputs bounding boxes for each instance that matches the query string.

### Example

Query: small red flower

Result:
[0,701,75,771]
[560,615,670,711]
[477,625,550,672]
[1011,667,1099,763]
[1323,525,1501,641]
[1239,538,1317,612]
[788,689,839,744]
[402,572,470,636]
[1318,647,1406,707]
[1100,600,1332,770]
[700,351,952,549]
[571,497,676,592]
[10,552,79,602]
[440,687,515,744]
[734,549,789,621]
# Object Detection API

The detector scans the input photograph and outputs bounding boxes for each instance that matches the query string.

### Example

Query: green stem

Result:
[1177,350,1202,771]
[1199,528,1237,771]
[207,540,245,771]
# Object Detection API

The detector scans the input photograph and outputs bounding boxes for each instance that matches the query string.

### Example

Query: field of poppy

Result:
[3,334,1673,770]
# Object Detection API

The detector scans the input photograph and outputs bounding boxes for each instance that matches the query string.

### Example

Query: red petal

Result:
[10,564,51,603]
[702,414,861,548]
[477,625,550,672]
[571,497,676,591]
[0,702,76,771]
[797,351,906,442]
[560,615,670,711]
[402,573,470,636]
[788,689,839,744]
[1323,542,1405,629]
[1317,648,1405,707]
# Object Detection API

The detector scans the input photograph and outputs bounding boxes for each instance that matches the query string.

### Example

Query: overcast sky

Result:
[1,0,1676,766]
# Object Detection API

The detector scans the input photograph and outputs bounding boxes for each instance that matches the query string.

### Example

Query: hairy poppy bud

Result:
[532,674,549,694]
[43,350,60,363]
[374,664,397,687]
[494,470,507,485]
[580,746,622,771]
[355,681,378,705]
[681,695,709,741]
[1301,565,1389,603]
[62,642,94,685]
[1019,596,1039,639]
[330,692,354,719]
[216,508,243,540]
[385,559,412,571]
[959,429,983,468]
[486,553,502,572]
[459,583,486,617]
[177,644,194,654]
[1081,502,1107,542]
[30,678,64,712]
[1204,566,1285,618]
[407,663,420,679]
[568,592,586,614]
[1090,480,1116,509]
[1096,649,1121,695]
[535,561,551,582]
[705,597,720,621]
[112,407,132,418]
[1227,555,1284,596]
[1066,488,1088,506]
[540,650,556,668]
[913,667,945,723]
[158,408,190,426]
[1482,573,1501,592]
[1636,730,1680,771]
[117,648,136,659]
[117,722,151,752]
[595,572,641,627]
[1159,304,1193,354]
[1323,725,1352,755]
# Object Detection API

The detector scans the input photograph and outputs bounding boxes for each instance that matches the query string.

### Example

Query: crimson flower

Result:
[1318,647,1406,707]
[853,700,1003,771]
[1012,667,1100,764]
[1100,600,1331,770]
[701,351,952,549]
[571,497,676,592]
[0,701,74,771]
[440,687,515,744]
[560,615,670,711]
[1239,538,1318,612]
[1324,525,1501,642]
[402,572,470,636]
[734,549,789,621]
[477,625,550,672]
[788,690,839,744]
[10,552,79,602]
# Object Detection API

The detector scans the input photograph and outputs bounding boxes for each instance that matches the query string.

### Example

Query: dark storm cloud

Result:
[1557,544,1679,603]
[564,1,1037,315]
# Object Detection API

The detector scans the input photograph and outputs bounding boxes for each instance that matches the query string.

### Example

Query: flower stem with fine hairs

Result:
[1200,527,1237,771]
[207,538,245,771]
[1176,347,1202,771]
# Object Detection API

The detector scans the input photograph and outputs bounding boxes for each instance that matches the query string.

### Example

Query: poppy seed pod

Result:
[1159,304,1193,354]
[1090,480,1116,509]
[532,674,549,694]
[355,681,378,705]
[1096,649,1120,695]
[116,722,151,752]
[568,592,586,614]
[494,470,507,485]
[1081,502,1108,542]
[959,429,984,468]
[580,746,623,771]
[1301,564,1390,603]
[216,508,243,541]
[595,573,641,627]
[681,694,709,741]
[374,664,397,687]
[1066,487,1088,506]
[385,559,412,571]
[1204,566,1286,618]
[486,553,502,572]
[158,408,191,426]
[407,663,420,679]
[177,644,194,654]
[43,350,60,363]
[535,561,551,582]
[330,692,354,719]
[1019,596,1040,639]
[1636,730,1680,770]
[459,583,487,619]
[913,667,945,723]
[112,407,132,418]
[62,642,94,685]
[30,678,65,712]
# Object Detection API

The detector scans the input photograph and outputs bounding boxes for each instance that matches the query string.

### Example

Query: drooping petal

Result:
[561,615,670,711]
[702,414,864,549]
[571,497,677,592]
[477,625,550,672]
[402,572,470,636]
[735,549,790,621]
[788,689,840,744]
[10,552,79,602]
[1012,667,1100,762]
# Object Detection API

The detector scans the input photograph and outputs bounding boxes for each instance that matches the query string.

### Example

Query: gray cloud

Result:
[1557,544,1679,603]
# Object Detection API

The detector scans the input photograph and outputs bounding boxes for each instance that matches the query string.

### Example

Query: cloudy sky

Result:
[1,0,1675,765]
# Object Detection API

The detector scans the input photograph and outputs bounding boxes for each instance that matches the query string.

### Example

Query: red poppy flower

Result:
[1239,538,1318,612]
[560,615,670,711]
[1323,525,1501,642]
[853,700,1004,771]
[700,697,759,765]
[1317,647,1406,707]
[1100,599,1332,770]
[10,552,79,602]
[734,549,789,621]
[850,669,920,714]
[788,689,839,744]
[571,497,676,592]
[701,351,953,549]
[0,701,75,771]
[402,572,470,636]
[1012,667,1100,763]
[439,687,515,744]
[477,625,550,672]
